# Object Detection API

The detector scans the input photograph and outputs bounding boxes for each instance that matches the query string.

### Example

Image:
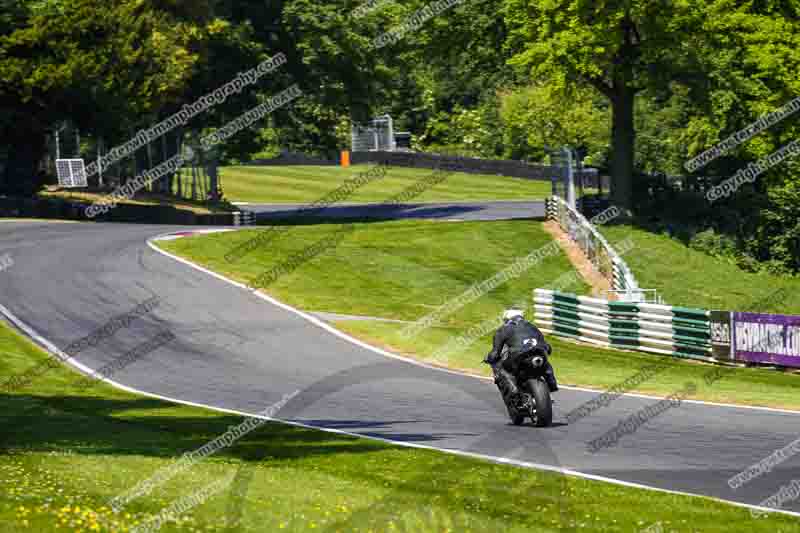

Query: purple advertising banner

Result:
[732,312,800,367]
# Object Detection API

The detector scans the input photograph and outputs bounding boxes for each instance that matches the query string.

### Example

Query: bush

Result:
[689,229,738,259]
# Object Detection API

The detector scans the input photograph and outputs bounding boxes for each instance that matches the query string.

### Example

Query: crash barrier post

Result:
[545,195,646,302]
[232,211,256,226]
[534,289,714,362]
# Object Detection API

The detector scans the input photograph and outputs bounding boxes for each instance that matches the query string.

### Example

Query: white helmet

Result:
[502,309,524,323]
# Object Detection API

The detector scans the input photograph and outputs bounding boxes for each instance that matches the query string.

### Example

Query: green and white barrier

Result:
[534,289,713,362]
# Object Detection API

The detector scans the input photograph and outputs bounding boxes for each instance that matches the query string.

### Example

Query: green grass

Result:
[159,219,586,324]
[600,224,800,313]
[3,306,800,531]
[219,164,552,204]
[157,219,800,411]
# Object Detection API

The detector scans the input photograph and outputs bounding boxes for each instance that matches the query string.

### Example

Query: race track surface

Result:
[241,200,546,222]
[2,220,799,516]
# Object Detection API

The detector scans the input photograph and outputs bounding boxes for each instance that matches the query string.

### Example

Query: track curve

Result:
[1,220,799,517]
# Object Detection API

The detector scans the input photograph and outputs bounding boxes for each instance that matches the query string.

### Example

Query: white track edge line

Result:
[148,230,800,417]
[0,299,798,519]
[0,230,796,517]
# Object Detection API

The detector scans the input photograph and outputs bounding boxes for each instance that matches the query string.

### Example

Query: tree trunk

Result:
[610,86,635,210]
[1,130,46,196]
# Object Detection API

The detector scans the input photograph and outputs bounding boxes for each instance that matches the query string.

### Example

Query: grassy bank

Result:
[157,219,800,411]
[600,224,800,313]
[219,165,552,204]
[2,310,799,531]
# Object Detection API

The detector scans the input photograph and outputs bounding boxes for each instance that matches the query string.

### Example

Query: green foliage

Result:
[498,81,610,164]
[634,85,694,176]
[414,98,502,158]
[0,0,212,194]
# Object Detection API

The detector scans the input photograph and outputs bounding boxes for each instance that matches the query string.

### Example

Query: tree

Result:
[499,81,610,164]
[0,0,211,195]
[503,0,705,209]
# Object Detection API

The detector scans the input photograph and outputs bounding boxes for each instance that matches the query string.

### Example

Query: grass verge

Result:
[156,219,800,411]
[2,310,799,531]
[219,164,552,204]
[600,224,800,313]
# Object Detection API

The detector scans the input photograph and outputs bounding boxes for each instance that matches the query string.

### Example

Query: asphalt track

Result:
[239,200,546,222]
[2,219,800,519]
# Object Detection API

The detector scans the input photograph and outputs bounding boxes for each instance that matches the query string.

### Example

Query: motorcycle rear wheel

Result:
[528,379,553,427]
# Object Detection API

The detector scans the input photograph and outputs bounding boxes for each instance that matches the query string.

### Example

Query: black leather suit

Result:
[485,317,558,396]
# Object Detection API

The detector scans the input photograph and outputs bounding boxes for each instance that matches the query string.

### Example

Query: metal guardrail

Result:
[545,195,649,302]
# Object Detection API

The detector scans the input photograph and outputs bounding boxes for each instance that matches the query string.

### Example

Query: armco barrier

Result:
[534,289,713,362]
[350,151,559,180]
[0,197,254,226]
[545,195,641,300]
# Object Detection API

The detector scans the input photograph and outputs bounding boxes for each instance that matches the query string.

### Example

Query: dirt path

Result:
[542,221,615,300]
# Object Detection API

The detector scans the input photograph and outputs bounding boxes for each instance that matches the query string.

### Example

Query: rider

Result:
[483,309,558,400]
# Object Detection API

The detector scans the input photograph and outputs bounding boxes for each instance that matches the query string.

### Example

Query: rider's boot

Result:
[544,367,559,393]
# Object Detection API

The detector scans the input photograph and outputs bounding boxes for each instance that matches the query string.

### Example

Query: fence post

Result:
[564,147,576,209]
[208,156,219,202]
[97,138,104,187]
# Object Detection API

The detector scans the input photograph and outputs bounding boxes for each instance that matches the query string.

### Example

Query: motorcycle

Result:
[486,347,554,427]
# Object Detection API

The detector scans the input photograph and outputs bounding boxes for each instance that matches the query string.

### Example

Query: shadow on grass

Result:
[0,393,389,463]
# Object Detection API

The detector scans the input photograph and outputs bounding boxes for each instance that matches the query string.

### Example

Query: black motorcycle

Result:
[487,347,553,427]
